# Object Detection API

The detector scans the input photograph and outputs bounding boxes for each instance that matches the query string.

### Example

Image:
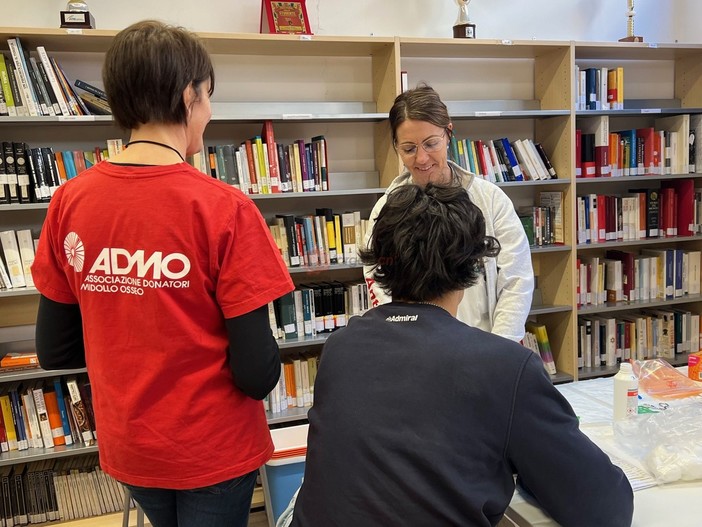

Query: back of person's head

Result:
[103,20,215,130]
[389,83,451,144]
[361,184,500,301]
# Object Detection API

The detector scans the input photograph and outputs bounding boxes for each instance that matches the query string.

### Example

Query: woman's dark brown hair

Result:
[103,20,215,130]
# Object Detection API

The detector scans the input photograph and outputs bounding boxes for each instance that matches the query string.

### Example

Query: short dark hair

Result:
[360,184,500,302]
[103,20,215,130]
[389,83,451,145]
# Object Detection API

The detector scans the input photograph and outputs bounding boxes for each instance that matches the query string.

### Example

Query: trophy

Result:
[453,0,476,39]
[60,0,95,29]
[618,0,643,42]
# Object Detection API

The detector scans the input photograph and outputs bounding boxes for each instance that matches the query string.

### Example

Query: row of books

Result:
[575,65,624,111]
[0,37,109,118]
[188,120,330,194]
[0,454,129,525]
[451,136,557,183]
[270,282,370,341]
[576,114,700,178]
[0,140,124,205]
[518,191,565,247]
[576,180,702,245]
[0,229,37,291]
[270,209,368,269]
[577,249,702,308]
[0,376,96,455]
[578,310,701,369]
[265,356,319,415]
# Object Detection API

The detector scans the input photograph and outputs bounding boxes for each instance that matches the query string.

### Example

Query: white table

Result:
[505,367,702,527]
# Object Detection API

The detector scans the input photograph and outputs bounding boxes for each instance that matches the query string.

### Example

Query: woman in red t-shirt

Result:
[32,20,293,527]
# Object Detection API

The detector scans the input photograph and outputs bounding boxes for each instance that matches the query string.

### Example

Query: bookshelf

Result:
[1,27,702,522]
[574,41,702,378]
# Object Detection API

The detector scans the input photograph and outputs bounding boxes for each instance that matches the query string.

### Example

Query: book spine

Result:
[73,79,107,101]
[27,57,53,116]
[32,388,55,449]
[65,379,94,445]
[52,379,74,446]
[37,47,71,116]
[0,54,16,116]
[7,38,39,116]
[35,60,61,115]
[6,59,27,116]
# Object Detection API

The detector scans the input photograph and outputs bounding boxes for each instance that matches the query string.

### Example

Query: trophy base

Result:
[60,11,95,29]
[618,35,643,42]
[453,23,476,39]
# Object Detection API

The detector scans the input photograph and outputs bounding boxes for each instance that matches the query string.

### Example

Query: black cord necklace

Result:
[125,140,185,162]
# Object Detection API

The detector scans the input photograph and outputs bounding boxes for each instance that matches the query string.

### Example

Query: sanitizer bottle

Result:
[613,362,638,420]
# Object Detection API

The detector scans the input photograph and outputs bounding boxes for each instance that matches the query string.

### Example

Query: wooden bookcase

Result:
[573,41,702,379]
[1,27,702,523]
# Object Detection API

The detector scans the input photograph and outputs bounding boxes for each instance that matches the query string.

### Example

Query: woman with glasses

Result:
[364,84,534,342]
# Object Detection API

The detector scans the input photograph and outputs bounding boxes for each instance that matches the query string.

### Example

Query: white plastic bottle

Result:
[613,362,638,420]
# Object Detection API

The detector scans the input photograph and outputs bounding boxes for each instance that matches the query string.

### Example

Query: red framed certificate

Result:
[260,0,313,35]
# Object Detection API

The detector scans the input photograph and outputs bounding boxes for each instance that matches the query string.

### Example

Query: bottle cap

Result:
[619,362,633,373]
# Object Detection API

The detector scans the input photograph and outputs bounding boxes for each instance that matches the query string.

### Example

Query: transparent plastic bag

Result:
[614,406,702,483]
[632,359,702,400]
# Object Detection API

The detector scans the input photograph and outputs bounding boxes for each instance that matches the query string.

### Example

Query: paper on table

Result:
[580,424,658,491]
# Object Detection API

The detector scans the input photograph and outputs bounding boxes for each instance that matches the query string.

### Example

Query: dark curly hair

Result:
[360,184,500,302]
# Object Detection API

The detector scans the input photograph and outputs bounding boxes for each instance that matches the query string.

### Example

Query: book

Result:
[78,92,111,115]
[27,147,49,202]
[0,141,9,205]
[7,37,39,116]
[52,379,74,446]
[6,59,27,117]
[32,385,55,449]
[35,59,61,115]
[317,208,337,264]
[0,54,17,116]
[50,57,84,116]
[64,378,95,445]
[525,323,557,375]
[655,114,690,174]
[662,178,695,236]
[0,394,18,451]
[261,120,280,193]
[36,46,71,116]
[0,351,38,370]
[28,56,55,116]
[0,230,26,288]
[15,229,36,288]
[538,192,564,244]
[7,383,29,451]
[22,382,45,448]
[73,79,107,101]
[311,135,329,190]
[12,142,31,203]
[43,390,66,447]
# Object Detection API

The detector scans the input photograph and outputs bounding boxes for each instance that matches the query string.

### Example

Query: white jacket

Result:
[363,161,534,342]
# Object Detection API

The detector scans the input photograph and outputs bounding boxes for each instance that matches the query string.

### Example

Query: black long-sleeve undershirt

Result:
[35,295,280,400]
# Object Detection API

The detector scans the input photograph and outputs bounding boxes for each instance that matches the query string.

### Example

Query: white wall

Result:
[2,0,698,44]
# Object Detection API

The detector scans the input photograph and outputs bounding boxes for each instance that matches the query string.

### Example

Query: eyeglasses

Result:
[396,133,447,159]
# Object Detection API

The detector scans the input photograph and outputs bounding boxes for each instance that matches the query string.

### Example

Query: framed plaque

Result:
[60,1,95,29]
[60,10,95,29]
[260,0,313,35]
